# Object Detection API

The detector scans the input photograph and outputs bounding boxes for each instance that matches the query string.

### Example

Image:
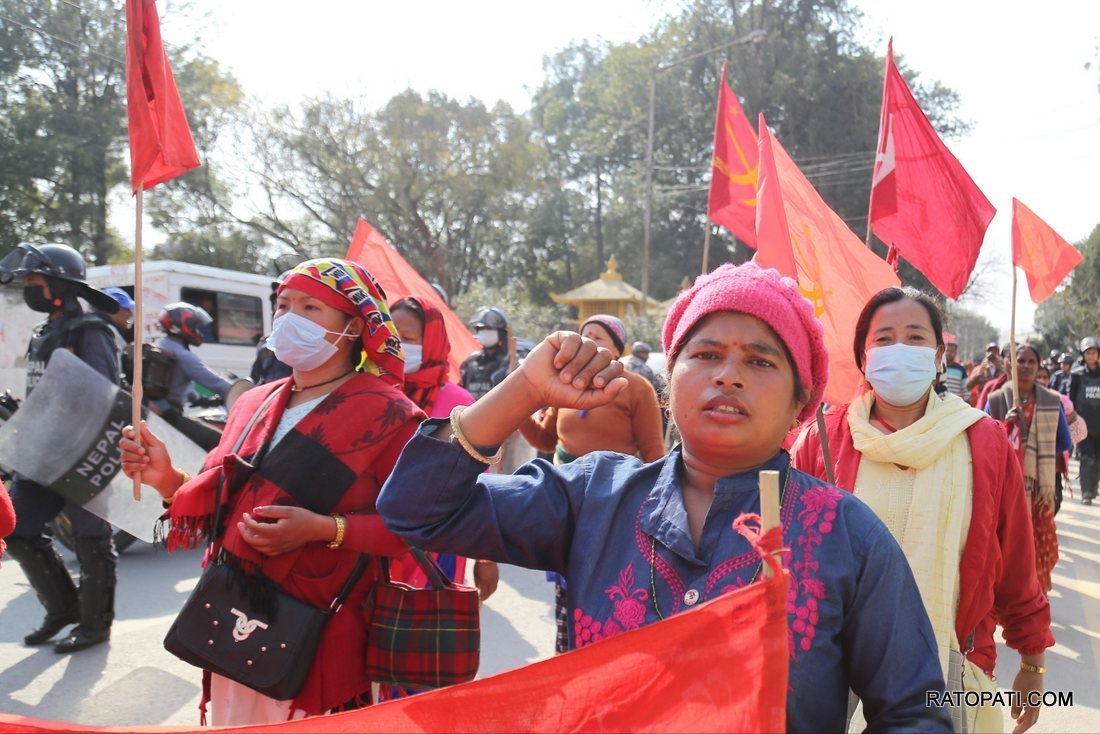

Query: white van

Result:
[1,260,274,398]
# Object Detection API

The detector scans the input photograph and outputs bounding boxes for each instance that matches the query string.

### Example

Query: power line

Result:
[0,12,123,65]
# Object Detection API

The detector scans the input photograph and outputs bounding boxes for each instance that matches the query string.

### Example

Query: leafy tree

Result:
[528,0,968,301]
[0,0,127,262]
[945,304,1000,363]
[0,0,244,269]
[239,91,555,298]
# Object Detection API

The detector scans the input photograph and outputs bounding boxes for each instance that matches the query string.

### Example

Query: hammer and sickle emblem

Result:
[230,608,269,642]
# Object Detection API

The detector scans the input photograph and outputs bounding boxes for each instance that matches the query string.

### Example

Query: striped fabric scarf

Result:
[988,385,1059,510]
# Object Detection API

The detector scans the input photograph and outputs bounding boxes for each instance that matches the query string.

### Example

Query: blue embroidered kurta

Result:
[378,422,950,732]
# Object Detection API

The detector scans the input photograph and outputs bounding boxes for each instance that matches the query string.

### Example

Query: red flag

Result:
[125,0,200,193]
[1011,198,1083,304]
[868,40,995,299]
[0,564,789,733]
[755,114,900,405]
[345,219,479,381]
[707,65,759,248]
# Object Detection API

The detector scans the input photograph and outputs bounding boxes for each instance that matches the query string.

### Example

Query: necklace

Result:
[648,469,789,621]
[291,369,353,393]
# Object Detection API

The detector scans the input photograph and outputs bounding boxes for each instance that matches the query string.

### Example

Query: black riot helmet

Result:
[468,306,508,333]
[0,242,118,313]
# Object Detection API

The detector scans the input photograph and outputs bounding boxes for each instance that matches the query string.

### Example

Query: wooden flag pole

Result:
[131,187,145,501]
[1009,268,1019,410]
[815,404,835,485]
[759,469,780,579]
[701,221,713,275]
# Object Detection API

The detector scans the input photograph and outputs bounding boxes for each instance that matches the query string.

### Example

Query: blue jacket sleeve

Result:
[377,420,590,574]
[1056,407,1071,454]
[843,520,953,732]
[174,348,232,396]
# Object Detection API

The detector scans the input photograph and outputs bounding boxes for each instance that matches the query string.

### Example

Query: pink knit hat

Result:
[662,261,828,422]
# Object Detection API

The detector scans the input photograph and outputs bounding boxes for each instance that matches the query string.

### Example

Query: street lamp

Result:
[641,28,766,310]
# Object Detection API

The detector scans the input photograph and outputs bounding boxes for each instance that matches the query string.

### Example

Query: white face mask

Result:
[402,343,423,374]
[865,343,938,407]
[475,329,499,348]
[266,312,353,372]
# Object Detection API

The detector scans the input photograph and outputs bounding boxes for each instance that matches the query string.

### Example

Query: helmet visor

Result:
[0,244,54,285]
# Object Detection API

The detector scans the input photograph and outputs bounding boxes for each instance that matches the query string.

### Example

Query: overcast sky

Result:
[151,0,1100,337]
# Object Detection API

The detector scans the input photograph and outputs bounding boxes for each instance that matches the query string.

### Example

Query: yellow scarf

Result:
[848,389,984,677]
[848,390,1005,731]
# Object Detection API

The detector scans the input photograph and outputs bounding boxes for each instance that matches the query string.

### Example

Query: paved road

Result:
[0,547,556,727]
[1,497,1098,730]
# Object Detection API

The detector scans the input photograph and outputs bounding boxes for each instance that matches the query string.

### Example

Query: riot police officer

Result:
[0,243,121,652]
[459,306,511,400]
[1072,336,1100,505]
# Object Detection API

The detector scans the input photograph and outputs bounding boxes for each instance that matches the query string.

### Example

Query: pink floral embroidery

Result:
[573,563,650,648]
[788,485,840,658]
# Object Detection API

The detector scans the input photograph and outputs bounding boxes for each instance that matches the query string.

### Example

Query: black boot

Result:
[55,536,117,654]
[4,536,80,645]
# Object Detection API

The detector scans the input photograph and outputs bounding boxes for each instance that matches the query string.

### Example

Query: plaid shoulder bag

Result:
[364,547,480,689]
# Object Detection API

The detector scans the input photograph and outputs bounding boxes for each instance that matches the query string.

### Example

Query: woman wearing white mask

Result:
[793,287,1053,734]
[119,258,424,724]
[390,296,499,608]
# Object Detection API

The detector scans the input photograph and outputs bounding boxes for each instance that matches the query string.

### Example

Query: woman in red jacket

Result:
[792,287,1053,734]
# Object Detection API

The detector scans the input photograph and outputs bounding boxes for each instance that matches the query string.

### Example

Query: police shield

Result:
[0,349,209,542]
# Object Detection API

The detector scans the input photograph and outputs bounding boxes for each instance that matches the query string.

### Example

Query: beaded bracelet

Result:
[327,514,346,550]
[449,406,505,465]
[1019,661,1046,675]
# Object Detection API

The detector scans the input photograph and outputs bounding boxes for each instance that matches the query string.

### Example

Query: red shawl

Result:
[399,296,451,415]
[165,373,423,713]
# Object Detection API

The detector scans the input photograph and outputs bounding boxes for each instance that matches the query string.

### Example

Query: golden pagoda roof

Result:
[550,256,646,305]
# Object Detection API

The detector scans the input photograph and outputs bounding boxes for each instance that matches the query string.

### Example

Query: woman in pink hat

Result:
[379,261,951,731]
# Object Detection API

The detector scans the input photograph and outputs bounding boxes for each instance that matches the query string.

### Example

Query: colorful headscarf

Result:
[393,296,450,414]
[279,258,404,387]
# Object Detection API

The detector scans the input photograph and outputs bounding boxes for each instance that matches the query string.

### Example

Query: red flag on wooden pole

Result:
[125,0,200,193]
[755,114,900,406]
[1011,198,1083,304]
[868,40,995,299]
[707,65,759,248]
[125,0,199,499]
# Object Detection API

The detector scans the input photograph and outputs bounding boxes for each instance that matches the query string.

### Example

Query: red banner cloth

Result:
[868,40,995,299]
[754,114,900,406]
[707,65,760,249]
[0,556,789,733]
[1011,198,1083,304]
[345,219,478,381]
[125,0,200,193]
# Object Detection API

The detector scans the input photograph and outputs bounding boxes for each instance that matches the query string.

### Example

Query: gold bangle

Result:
[327,514,346,550]
[449,406,504,465]
[1019,661,1045,675]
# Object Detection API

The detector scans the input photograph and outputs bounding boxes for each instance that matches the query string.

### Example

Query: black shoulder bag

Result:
[163,389,370,700]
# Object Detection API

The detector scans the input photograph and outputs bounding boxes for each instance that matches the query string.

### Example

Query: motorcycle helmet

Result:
[158,302,214,346]
[1080,337,1100,354]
